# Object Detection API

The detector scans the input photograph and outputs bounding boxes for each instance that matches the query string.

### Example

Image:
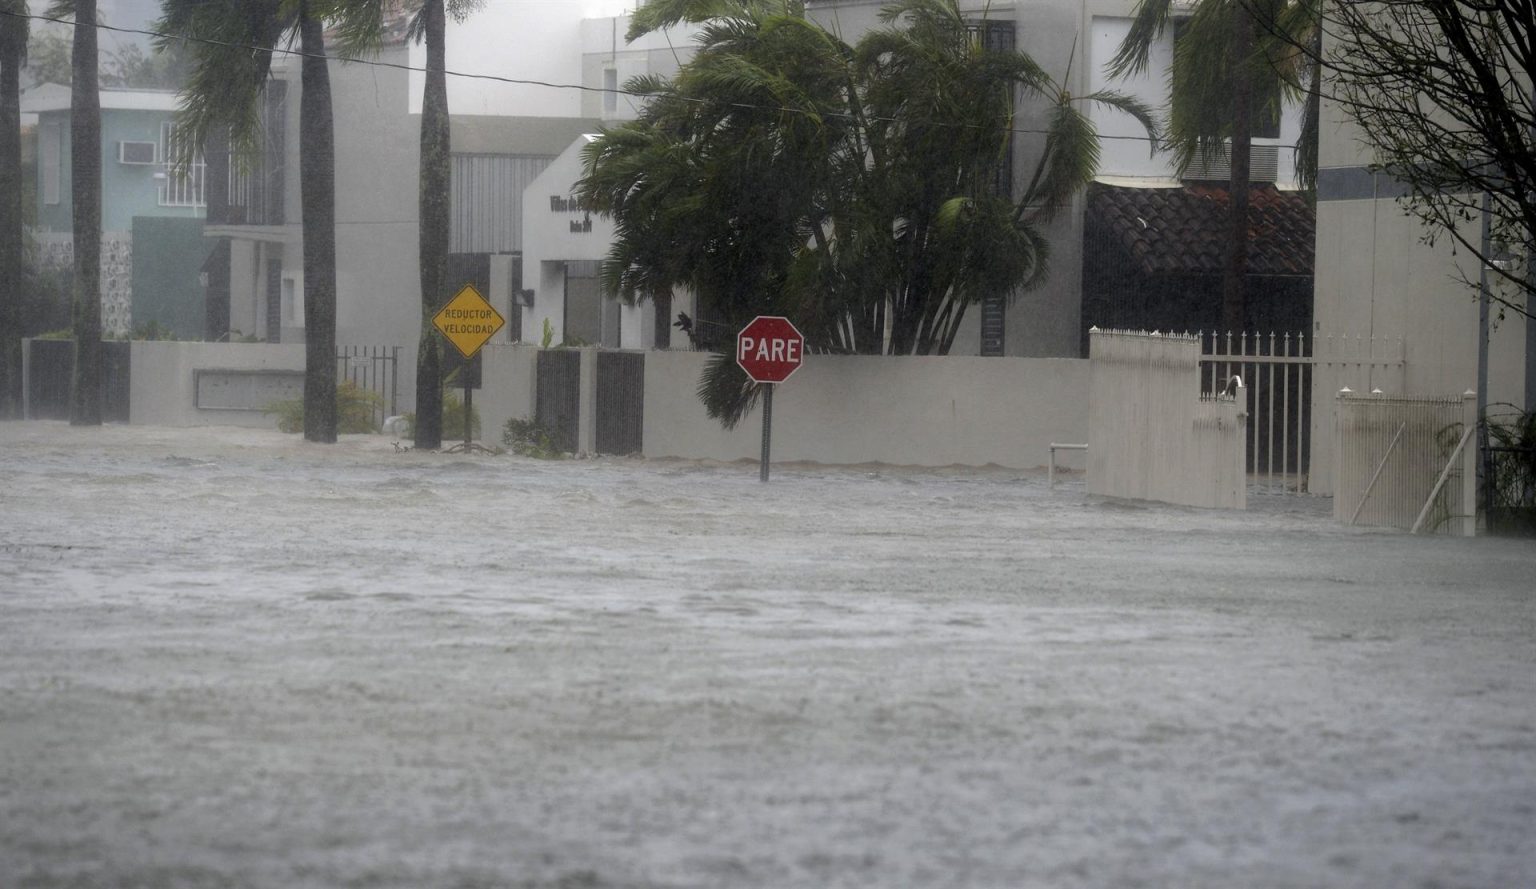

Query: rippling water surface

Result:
[1,422,1533,889]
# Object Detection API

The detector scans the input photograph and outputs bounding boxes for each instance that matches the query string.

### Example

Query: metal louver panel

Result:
[450,154,555,254]
[1183,144,1279,183]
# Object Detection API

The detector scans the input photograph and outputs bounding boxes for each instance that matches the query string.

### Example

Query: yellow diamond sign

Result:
[432,283,505,359]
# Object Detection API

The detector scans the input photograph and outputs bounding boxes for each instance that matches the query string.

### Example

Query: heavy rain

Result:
[3,0,1536,886]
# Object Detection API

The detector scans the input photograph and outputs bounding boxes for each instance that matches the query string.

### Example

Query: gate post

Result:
[1462,390,1479,536]
[21,338,30,420]
[1233,380,1248,510]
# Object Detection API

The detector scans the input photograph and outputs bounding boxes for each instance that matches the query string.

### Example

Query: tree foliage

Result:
[579,0,1153,426]
[1109,0,1319,332]
[1320,0,1535,320]
[1109,0,1317,180]
[26,26,189,88]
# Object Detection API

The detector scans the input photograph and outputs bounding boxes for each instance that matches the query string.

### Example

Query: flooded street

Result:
[2,421,1533,888]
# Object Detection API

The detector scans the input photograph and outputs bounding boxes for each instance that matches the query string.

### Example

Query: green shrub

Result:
[501,416,565,459]
[264,380,383,434]
[404,390,481,440]
[130,319,180,341]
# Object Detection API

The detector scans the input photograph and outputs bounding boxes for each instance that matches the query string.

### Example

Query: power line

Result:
[0,7,1165,145]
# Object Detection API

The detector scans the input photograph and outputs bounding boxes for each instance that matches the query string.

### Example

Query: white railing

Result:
[1333,389,1476,535]
[159,157,206,208]
[1089,329,1247,509]
[1200,331,1405,494]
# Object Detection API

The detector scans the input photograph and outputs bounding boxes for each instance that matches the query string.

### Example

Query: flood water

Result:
[2,421,1533,888]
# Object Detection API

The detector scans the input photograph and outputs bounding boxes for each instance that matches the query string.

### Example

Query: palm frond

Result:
[628,0,765,41]
[1105,0,1176,78]
[696,351,761,428]
[1081,88,1161,154]
[158,0,289,161]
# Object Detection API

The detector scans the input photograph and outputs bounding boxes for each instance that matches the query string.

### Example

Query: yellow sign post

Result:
[431,284,505,452]
[432,283,505,359]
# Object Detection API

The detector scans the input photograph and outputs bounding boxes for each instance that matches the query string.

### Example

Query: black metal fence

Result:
[595,351,644,455]
[535,350,581,453]
[25,339,130,422]
[336,345,400,431]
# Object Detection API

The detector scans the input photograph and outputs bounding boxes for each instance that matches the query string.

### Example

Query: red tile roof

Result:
[1087,182,1314,277]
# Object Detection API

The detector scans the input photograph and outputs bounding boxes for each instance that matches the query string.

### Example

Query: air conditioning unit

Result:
[118,141,158,165]
[1183,144,1279,183]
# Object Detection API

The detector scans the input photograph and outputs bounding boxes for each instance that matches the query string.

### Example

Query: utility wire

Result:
[1,7,1166,145]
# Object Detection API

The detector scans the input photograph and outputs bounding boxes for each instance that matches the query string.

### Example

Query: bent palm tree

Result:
[160,0,389,443]
[581,0,1153,425]
[1109,0,1319,333]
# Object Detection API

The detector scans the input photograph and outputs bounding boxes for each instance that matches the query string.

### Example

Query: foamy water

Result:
[2,421,1533,888]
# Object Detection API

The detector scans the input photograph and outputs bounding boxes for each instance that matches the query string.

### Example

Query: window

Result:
[41,123,61,205]
[603,67,618,115]
[159,121,206,208]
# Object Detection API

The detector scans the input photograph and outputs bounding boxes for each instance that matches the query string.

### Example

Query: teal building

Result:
[21,84,213,339]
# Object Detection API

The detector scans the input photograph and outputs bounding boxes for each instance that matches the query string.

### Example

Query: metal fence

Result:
[1089,329,1247,509]
[336,346,400,431]
[1333,390,1476,535]
[1200,332,1405,493]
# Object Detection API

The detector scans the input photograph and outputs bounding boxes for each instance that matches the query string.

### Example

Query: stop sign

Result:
[736,316,805,383]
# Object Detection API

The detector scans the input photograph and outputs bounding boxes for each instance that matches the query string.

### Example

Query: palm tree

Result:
[1109,0,1318,333]
[160,0,389,443]
[0,0,25,418]
[410,0,481,451]
[581,0,1153,425]
[59,0,101,426]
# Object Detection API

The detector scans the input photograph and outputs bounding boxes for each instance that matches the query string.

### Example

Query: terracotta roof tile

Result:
[1087,182,1314,277]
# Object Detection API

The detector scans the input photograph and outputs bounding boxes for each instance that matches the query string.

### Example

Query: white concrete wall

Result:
[475,344,541,447]
[1087,330,1247,509]
[129,342,306,428]
[521,135,625,348]
[641,352,1089,468]
[1312,48,1532,492]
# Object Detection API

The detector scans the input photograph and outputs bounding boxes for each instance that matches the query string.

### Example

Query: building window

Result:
[41,123,61,206]
[159,121,206,208]
[603,67,619,115]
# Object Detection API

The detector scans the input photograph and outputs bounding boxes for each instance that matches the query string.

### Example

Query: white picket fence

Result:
[1089,329,1247,509]
[1333,389,1477,535]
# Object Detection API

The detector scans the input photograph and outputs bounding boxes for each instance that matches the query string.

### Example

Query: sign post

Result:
[736,316,805,482]
[431,283,505,453]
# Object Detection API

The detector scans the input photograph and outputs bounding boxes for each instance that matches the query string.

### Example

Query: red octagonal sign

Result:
[736,315,806,384]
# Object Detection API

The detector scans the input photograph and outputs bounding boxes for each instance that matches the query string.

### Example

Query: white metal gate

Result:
[1199,332,1406,493]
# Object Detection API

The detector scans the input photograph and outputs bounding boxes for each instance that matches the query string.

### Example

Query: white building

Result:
[205,0,1317,409]
[203,4,696,405]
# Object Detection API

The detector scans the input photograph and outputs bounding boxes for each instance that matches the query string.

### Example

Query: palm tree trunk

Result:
[1222,3,1255,335]
[0,7,23,418]
[299,6,337,443]
[69,0,102,427]
[414,0,449,450]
